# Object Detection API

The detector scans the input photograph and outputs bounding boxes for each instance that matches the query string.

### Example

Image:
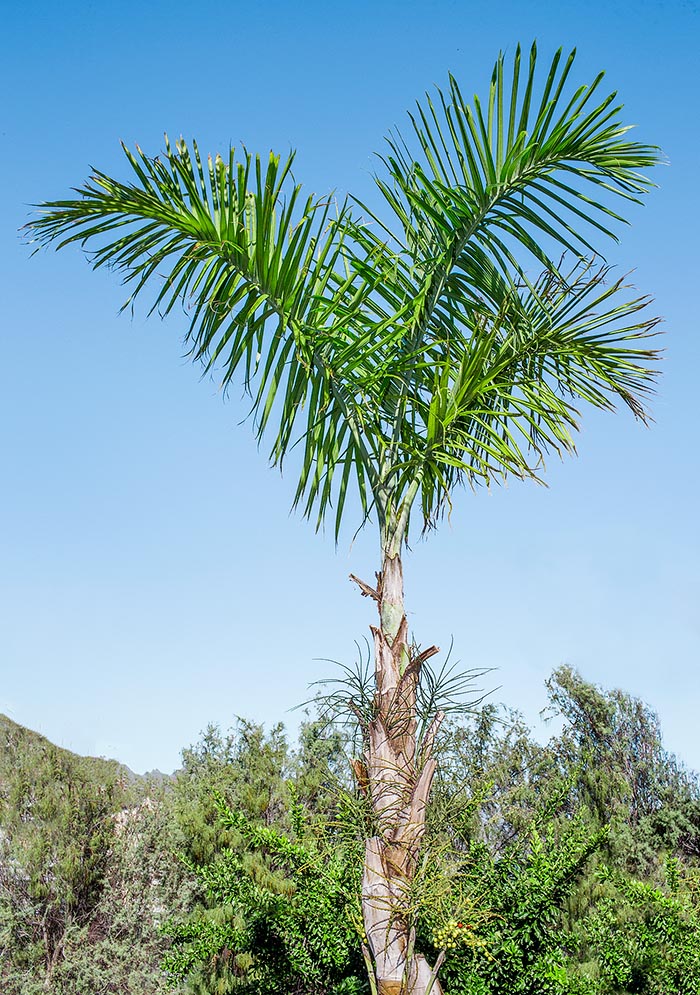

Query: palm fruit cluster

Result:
[432,919,471,949]
[351,912,367,942]
[431,919,489,956]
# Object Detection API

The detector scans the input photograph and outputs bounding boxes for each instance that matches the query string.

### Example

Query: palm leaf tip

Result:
[369,43,661,280]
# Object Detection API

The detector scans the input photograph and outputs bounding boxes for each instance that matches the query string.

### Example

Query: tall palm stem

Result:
[356,521,443,994]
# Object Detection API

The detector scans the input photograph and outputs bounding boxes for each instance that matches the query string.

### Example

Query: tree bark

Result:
[353,550,444,995]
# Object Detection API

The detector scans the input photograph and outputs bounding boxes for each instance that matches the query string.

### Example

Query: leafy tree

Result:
[174,721,291,866]
[166,717,361,993]
[43,794,190,995]
[0,714,188,993]
[27,43,661,993]
[546,666,700,875]
[0,716,126,989]
[430,704,560,856]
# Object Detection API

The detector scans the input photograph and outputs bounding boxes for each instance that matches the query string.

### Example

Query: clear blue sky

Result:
[2,0,698,774]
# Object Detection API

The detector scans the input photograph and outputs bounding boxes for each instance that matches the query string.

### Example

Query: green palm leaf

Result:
[26,45,661,550]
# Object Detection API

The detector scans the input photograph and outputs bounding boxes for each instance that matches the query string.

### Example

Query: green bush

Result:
[163,795,368,994]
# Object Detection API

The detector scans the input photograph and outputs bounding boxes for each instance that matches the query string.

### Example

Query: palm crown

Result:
[28,44,661,554]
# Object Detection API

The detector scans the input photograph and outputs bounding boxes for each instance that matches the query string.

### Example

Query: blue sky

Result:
[2,0,698,774]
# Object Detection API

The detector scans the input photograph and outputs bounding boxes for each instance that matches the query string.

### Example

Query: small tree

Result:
[0,719,128,991]
[27,44,661,993]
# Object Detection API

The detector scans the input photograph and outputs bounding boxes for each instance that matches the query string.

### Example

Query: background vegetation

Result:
[2,667,699,994]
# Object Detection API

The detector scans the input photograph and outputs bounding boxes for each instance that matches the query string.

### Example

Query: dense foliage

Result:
[0,716,188,993]
[2,668,699,993]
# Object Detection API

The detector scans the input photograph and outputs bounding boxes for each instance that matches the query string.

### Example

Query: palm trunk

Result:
[352,550,444,995]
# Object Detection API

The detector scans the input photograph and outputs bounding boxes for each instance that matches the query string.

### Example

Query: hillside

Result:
[0,711,139,785]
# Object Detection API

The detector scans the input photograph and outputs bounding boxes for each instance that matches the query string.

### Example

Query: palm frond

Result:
[386,258,660,529]
[27,139,391,537]
[26,44,662,544]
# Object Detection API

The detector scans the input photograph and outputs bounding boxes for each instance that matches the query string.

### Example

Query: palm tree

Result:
[27,44,660,995]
